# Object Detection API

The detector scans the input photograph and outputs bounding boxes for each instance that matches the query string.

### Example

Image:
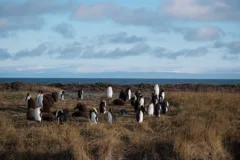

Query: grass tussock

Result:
[0,91,239,160]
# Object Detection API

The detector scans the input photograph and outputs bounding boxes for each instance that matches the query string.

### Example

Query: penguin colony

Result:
[25,84,169,125]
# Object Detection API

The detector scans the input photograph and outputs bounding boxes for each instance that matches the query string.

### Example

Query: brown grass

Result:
[0,90,239,160]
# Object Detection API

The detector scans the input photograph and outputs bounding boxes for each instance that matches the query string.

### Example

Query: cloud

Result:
[10,43,50,60]
[0,48,12,60]
[214,41,240,55]
[0,16,45,37]
[81,42,150,59]
[0,0,75,37]
[154,46,208,59]
[72,3,170,32]
[161,0,240,21]
[99,32,147,44]
[53,23,75,39]
[0,0,75,17]
[175,26,224,41]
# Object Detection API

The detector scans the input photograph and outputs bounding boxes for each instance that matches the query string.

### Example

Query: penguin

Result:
[78,89,84,99]
[119,109,128,115]
[56,109,63,124]
[99,100,107,114]
[34,107,42,122]
[25,93,31,108]
[131,95,137,107]
[136,108,143,123]
[108,109,113,125]
[106,85,113,98]
[60,90,65,100]
[151,93,159,105]
[90,108,98,123]
[161,100,169,114]
[56,109,69,124]
[126,87,131,100]
[148,103,154,116]
[139,96,144,107]
[119,89,128,101]
[35,90,41,107]
[154,103,161,117]
[38,91,44,107]
[135,90,141,99]
[159,89,165,103]
[154,84,160,97]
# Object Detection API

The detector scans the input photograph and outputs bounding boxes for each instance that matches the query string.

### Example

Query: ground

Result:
[0,83,239,160]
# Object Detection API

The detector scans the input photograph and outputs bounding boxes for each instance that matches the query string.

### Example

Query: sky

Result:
[0,0,240,79]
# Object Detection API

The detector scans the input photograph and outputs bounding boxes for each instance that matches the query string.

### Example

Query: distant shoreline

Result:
[0,81,239,93]
[0,78,240,85]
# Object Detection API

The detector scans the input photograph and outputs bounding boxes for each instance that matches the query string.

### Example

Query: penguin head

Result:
[93,108,98,113]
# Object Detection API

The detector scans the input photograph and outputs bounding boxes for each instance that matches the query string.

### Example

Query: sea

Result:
[0,78,239,85]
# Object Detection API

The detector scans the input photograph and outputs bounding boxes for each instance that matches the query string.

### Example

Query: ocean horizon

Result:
[0,78,239,85]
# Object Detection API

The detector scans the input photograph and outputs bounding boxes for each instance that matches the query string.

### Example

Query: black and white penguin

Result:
[56,109,69,124]
[151,93,159,105]
[108,109,114,125]
[90,108,98,123]
[25,93,31,108]
[154,84,160,97]
[78,89,84,99]
[106,85,113,98]
[126,87,131,100]
[139,95,145,107]
[136,108,144,123]
[119,89,127,101]
[135,90,141,99]
[161,100,169,114]
[99,100,107,114]
[34,107,42,122]
[35,90,41,107]
[60,90,65,100]
[119,109,128,115]
[154,103,161,117]
[159,89,165,103]
[148,103,154,116]
[131,95,137,107]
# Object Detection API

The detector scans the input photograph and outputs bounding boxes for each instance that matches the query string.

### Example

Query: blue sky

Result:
[0,0,240,78]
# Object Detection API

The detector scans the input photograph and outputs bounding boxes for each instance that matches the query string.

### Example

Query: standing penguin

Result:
[25,93,31,108]
[35,90,41,107]
[154,84,160,97]
[136,108,144,123]
[131,95,137,107]
[106,85,113,98]
[154,103,161,117]
[126,87,131,100]
[60,90,65,100]
[90,108,98,123]
[161,100,169,114]
[139,95,145,107]
[34,107,42,122]
[151,93,159,105]
[108,109,114,125]
[99,100,107,114]
[159,89,165,103]
[38,91,44,107]
[78,89,84,99]
[148,103,154,116]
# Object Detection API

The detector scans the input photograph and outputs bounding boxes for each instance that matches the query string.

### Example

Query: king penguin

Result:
[34,107,42,122]
[99,100,107,114]
[148,103,154,116]
[136,108,144,123]
[106,85,113,98]
[108,109,114,125]
[154,84,160,97]
[90,108,98,123]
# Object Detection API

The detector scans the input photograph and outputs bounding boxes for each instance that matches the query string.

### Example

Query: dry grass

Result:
[0,90,239,160]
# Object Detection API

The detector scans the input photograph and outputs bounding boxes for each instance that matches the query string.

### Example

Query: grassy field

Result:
[0,87,239,160]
